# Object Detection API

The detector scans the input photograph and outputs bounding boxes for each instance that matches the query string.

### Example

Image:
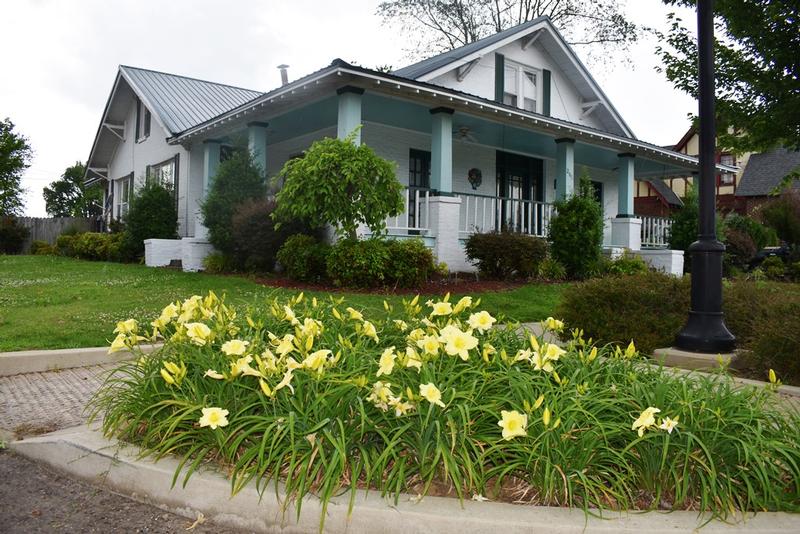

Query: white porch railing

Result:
[456,192,554,238]
[385,187,431,234]
[640,215,672,248]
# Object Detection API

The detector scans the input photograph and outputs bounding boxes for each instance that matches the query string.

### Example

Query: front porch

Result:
[157,65,696,275]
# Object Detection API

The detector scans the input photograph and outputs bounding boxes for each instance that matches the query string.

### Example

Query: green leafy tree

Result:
[121,180,178,260]
[669,184,726,272]
[43,162,103,217]
[201,145,266,255]
[377,0,641,63]
[657,1,800,152]
[547,175,604,279]
[0,118,33,216]
[273,132,403,240]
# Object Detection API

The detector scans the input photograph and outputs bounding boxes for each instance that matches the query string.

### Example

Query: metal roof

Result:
[393,17,547,79]
[644,178,683,207]
[119,66,263,135]
[736,148,800,196]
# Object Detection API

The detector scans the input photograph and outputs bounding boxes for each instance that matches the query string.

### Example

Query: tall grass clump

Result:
[90,292,800,528]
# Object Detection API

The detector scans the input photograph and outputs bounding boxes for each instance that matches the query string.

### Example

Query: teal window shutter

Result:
[494,54,505,103]
[542,69,551,116]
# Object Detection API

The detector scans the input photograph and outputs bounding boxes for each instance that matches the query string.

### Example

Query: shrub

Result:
[202,252,235,274]
[385,239,435,288]
[30,240,56,255]
[326,238,391,288]
[556,272,691,353]
[464,232,548,279]
[0,216,30,254]
[669,184,726,272]
[788,261,800,281]
[274,131,403,240]
[71,232,124,261]
[761,256,786,280]
[230,198,308,272]
[122,181,178,260]
[600,252,650,276]
[276,234,330,283]
[723,227,757,273]
[91,291,800,528]
[724,213,777,250]
[537,256,566,281]
[548,178,603,279]
[759,188,800,246]
[56,233,77,256]
[202,145,267,256]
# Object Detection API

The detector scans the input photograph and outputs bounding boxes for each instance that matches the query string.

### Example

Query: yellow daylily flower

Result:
[300,317,322,339]
[452,296,473,314]
[404,346,423,371]
[283,305,300,326]
[204,369,225,380]
[417,335,441,356]
[198,407,229,430]
[531,352,554,373]
[392,400,415,417]
[407,328,426,342]
[377,347,397,377]
[160,368,175,385]
[346,307,364,321]
[659,416,679,434]
[113,318,138,335]
[542,406,551,427]
[429,301,453,316]
[274,369,295,394]
[632,407,661,437]
[543,343,566,361]
[259,378,273,397]
[498,410,528,440]
[393,319,408,332]
[542,317,564,332]
[286,356,303,371]
[302,349,332,373]
[769,369,778,384]
[367,380,394,411]
[230,355,261,378]
[362,321,379,342]
[221,339,249,357]
[440,325,478,361]
[108,333,128,354]
[532,394,545,410]
[159,302,179,323]
[623,341,637,359]
[331,307,342,320]
[185,322,212,346]
[514,348,533,363]
[481,343,496,363]
[467,311,496,333]
[419,383,445,407]
[274,334,295,356]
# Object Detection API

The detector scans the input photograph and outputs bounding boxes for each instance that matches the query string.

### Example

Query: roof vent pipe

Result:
[278,64,289,85]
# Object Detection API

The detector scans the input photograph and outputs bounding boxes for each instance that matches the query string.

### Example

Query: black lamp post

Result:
[675,0,736,353]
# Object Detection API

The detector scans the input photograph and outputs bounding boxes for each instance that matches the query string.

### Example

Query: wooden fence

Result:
[17,217,96,253]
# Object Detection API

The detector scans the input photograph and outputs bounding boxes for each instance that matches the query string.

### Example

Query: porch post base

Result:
[181,237,214,273]
[428,195,464,272]
[610,217,642,250]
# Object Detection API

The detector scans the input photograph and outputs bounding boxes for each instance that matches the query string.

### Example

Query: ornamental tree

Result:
[43,162,103,217]
[0,118,32,216]
[273,132,403,240]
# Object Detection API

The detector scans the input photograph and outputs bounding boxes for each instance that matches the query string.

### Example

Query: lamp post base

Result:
[675,310,736,353]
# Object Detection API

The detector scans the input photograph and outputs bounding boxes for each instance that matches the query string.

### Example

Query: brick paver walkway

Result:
[0,365,111,437]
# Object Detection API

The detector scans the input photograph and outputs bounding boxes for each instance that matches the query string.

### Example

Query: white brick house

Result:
[85,17,735,274]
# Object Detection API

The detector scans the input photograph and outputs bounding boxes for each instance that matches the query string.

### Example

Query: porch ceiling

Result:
[362,93,694,179]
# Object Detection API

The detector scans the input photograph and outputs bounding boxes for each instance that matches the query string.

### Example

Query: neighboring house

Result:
[735,148,800,213]
[85,16,733,274]
[635,126,749,216]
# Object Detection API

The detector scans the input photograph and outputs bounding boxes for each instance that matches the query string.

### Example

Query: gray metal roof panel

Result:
[120,66,263,134]
[644,178,683,207]
[735,148,800,196]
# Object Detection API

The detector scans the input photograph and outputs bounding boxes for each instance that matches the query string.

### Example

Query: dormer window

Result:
[503,61,540,113]
[135,98,151,142]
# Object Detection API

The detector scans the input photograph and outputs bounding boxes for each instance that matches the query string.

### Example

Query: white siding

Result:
[107,97,191,236]
[427,39,605,131]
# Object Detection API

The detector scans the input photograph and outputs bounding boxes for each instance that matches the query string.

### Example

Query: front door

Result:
[496,151,544,234]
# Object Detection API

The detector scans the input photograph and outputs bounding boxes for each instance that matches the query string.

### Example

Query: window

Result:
[719,153,736,185]
[408,149,431,231]
[591,181,604,205]
[503,60,540,113]
[135,98,151,142]
[117,174,133,219]
[147,155,180,209]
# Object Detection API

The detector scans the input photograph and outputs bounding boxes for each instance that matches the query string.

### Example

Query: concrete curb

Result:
[0,344,161,377]
[11,425,800,534]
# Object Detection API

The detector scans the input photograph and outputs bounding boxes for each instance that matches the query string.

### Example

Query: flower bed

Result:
[91,292,800,527]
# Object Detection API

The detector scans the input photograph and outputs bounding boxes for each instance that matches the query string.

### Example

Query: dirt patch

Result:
[0,449,243,533]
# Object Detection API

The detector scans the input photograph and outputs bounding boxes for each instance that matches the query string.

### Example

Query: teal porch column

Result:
[617,153,636,216]
[337,86,364,145]
[555,138,575,200]
[202,139,221,196]
[247,122,269,173]
[430,107,454,193]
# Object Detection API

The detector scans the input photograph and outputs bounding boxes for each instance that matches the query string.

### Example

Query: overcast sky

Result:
[2,0,697,217]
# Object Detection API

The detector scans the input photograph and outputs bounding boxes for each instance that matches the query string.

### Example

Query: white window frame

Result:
[503,59,542,113]
[117,174,133,219]
[136,99,151,143]
[720,154,736,185]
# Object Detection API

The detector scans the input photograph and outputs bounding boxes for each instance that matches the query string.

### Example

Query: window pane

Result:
[503,93,517,107]
[524,71,536,86]
[523,98,536,112]
[504,65,517,94]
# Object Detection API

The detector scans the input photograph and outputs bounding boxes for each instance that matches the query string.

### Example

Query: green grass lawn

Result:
[0,255,567,351]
